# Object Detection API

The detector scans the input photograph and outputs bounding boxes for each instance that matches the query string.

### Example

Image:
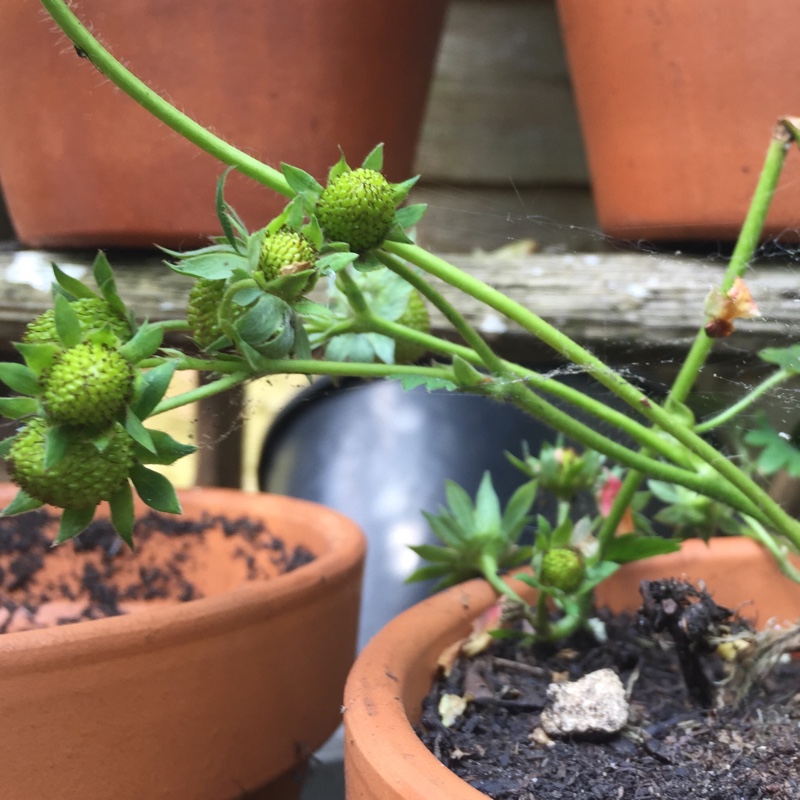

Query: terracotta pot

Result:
[555,0,800,241]
[0,0,448,248]
[343,538,800,799]
[0,484,366,800]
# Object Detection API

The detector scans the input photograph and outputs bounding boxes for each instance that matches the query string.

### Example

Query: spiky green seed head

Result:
[394,290,430,364]
[187,279,229,349]
[316,168,396,252]
[42,343,134,428]
[258,229,318,283]
[539,548,585,593]
[8,418,134,509]
[23,297,131,345]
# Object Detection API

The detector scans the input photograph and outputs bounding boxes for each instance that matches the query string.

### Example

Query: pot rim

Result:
[0,485,366,669]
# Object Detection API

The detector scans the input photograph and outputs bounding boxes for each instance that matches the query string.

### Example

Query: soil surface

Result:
[0,508,314,633]
[417,583,800,799]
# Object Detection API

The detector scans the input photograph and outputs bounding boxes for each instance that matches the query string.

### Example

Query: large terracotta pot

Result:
[555,0,800,241]
[0,0,449,248]
[0,485,366,800]
[343,538,800,799]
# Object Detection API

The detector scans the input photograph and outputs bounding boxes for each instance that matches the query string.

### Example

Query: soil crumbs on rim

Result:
[0,508,315,633]
[417,607,800,799]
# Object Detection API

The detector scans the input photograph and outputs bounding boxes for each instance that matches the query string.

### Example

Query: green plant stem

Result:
[152,320,192,333]
[39,0,292,199]
[694,369,790,434]
[668,126,792,407]
[742,515,800,583]
[598,123,795,552]
[336,269,371,316]
[151,372,249,415]
[479,554,526,605]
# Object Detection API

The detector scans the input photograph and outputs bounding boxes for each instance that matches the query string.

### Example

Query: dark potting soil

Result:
[0,508,315,633]
[416,582,800,799]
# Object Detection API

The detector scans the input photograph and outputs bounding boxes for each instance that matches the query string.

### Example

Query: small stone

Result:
[540,667,629,738]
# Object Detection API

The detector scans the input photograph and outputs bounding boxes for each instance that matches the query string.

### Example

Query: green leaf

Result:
[361,143,384,171]
[133,429,196,465]
[92,252,129,320]
[382,225,414,245]
[234,294,288,344]
[604,534,682,564]
[388,373,458,392]
[51,263,98,301]
[0,435,15,457]
[316,251,358,274]
[109,481,135,548]
[215,167,244,253]
[353,251,386,272]
[391,175,420,204]
[501,480,537,543]
[474,472,502,532]
[1,489,43,517]
[302,214,323,249]
[759,343,800,373]
[125,408,156,454]
[53,506,96,546]
[445,480,476,532]
[0,397,39,420]
[393,203,427,230]
[327,150,350,184]
[130,362,175,420]
[44,424,75,470]
[15,342,60,376]
[130,464,182,514]
[408,543,457,563]
[0,362,40,396]
[744,414,800,477]
[53,293,82,348]
[118,322,163,364]
[281,163,324,200]
[169,250,247,280]
[405,563,452,584]
[452,355,486,388]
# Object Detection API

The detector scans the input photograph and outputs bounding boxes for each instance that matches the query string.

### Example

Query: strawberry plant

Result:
[4,0,800,643]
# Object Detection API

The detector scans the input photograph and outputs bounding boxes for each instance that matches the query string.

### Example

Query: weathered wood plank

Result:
[415,0,587,185]
[0,249,796,356]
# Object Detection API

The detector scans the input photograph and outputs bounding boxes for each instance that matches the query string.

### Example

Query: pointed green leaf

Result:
[452,355,486,388]
[92,252,129,320]
[215,168,244,253]
[316,251,358,274]
[0,397,39,420]
[0,362,40,396]
[44,424,75,470]
[50,263,97,301]
[408,543,457,563]
[109,481,135,548]
[53,506,96,546]
[15,342,60,376]
[0,435,15,457]
[53,293,82,348]
[501,480,537,542]
[292,316,312,361]
[125,408,156,454]
[405,564,452,584]
[118,322,163,364]
[444,480,476,532]
[388,373,457,392]
[130,464,182,514]
[302,214,323,249]
[361,143,384,171]
[130,361,175,420]
[1,489,43,517]
[393,203,427,230]
[604,534,682,564]
[169,250,247,280]
[353,251,385,272]
[474,472,502,532]
[281,163,324,199]
[391,175,419,204]
[133,429,196,465]
[382,225,414,245]
[327,151,350,184]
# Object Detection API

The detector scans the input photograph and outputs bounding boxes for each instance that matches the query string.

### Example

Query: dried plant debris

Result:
[417,583,800,799]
